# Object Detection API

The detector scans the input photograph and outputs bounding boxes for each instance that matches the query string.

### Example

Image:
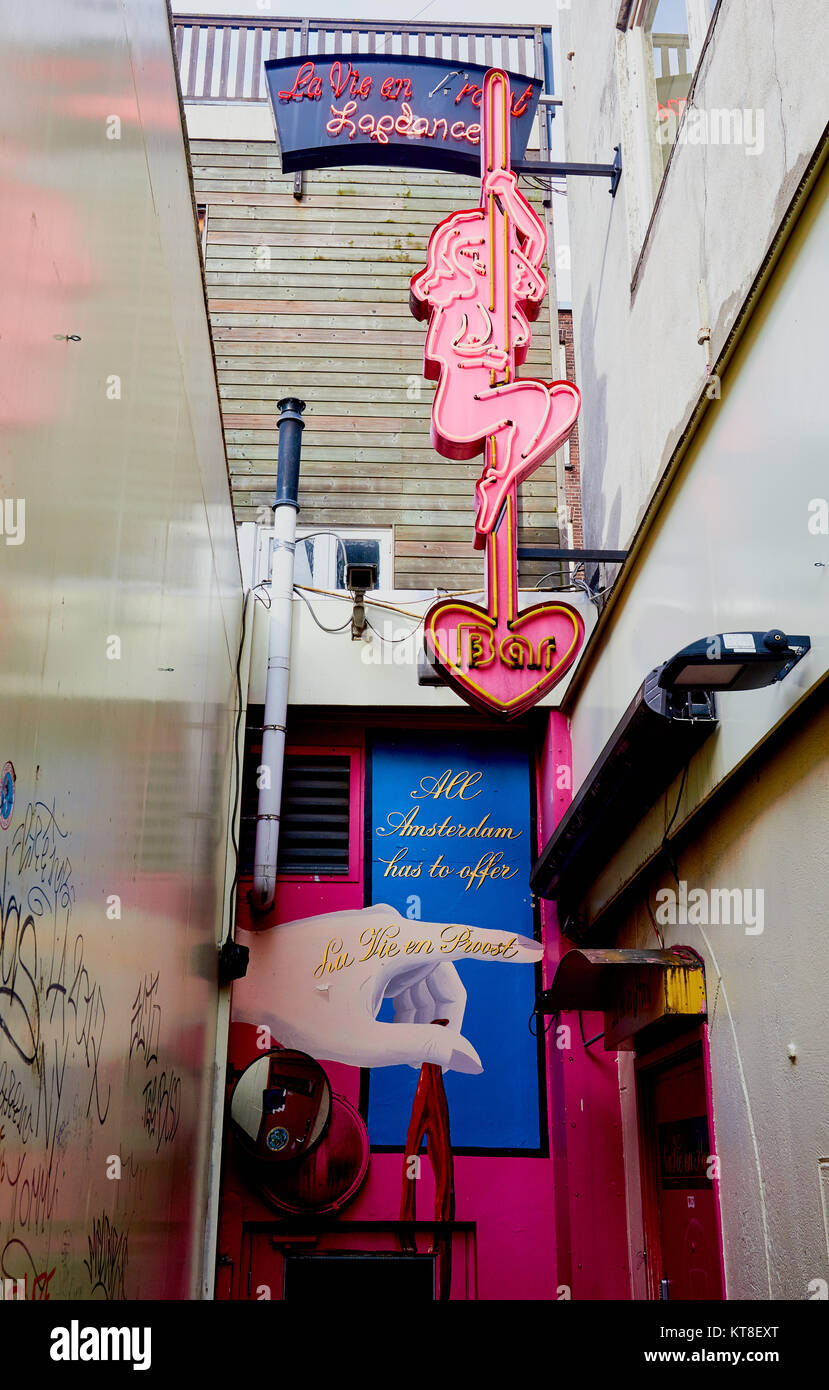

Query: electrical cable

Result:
[533,554,617,600]
[365,615,424,643]
[661,760,689,886]
[362,596,435,619]
[529,1007,557,1038]
[534,573,614,596]
[293,584,352,634]
[533,571,617,602]
[664,760,689,840]
[293,529,348,580]
[578,1009,605,1049]
[519,174,567,196]
[645,892,666,950]
[294,572,607,630]
[223,592,249,948]
[294,581,485,619]
[643,762,692,949]
[295,529,348,551]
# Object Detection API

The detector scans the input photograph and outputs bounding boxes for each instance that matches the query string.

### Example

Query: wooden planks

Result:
[193,142,561,589]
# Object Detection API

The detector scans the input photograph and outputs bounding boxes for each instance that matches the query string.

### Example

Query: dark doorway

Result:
[283,1253,436,1300]
[636,1037,725,1300]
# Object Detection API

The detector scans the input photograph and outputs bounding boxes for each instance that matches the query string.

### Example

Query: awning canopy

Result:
[529,671,717,906]
[536,948,707,1049]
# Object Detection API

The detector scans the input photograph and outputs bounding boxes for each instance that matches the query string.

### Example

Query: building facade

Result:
[0,0,242,1299]
[179,15,576,590]
[5,0,821,1306]
[175,13,625,1300]
[550,0,829,1299]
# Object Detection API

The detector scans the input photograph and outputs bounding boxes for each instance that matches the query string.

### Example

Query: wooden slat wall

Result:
[192,143,560,588]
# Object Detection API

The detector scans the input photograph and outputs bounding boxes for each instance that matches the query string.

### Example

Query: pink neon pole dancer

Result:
[410,69,581,547]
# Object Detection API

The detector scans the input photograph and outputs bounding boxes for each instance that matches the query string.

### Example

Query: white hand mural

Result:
[235,904,542,1074]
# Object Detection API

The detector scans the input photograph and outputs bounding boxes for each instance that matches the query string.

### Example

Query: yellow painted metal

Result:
[664,964,707,1017]
[603,964,707,1049]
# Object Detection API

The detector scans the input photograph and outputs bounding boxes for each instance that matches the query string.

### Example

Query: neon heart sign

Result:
[412,68,585,719]
[425,492,585,718]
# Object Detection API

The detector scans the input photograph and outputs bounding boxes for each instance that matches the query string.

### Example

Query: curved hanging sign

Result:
[264,52,541,176]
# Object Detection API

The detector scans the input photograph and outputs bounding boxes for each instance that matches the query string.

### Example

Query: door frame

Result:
[245,1222,478,1301]
[634,1023,726,1301]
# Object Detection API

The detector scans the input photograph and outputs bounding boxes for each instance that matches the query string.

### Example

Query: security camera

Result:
[346,561,378,593]
[346,558,378,640]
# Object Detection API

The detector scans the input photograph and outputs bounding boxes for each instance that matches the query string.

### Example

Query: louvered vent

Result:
[240,743,351,877]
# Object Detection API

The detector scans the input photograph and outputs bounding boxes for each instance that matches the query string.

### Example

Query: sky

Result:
[174,1,556,23]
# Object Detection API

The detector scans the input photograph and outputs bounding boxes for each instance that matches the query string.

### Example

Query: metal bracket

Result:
[515,144,622,196]
[293,19,310,200]
[517,547,628,563]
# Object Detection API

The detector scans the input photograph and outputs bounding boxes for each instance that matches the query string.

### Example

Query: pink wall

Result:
[535,712,631,1299]
[222,712,630,1300]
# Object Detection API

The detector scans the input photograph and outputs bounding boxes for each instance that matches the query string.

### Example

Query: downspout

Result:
[249,397,306,921]
[201,587,254,1297]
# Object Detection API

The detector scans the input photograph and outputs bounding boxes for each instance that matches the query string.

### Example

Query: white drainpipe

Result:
[249,397,306,921]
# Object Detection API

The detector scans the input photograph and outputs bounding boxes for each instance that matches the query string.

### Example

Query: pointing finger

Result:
[363,906,541,985]
[320,1019,483,1074]
[365,1021,483,1074]
[412,919,542,965]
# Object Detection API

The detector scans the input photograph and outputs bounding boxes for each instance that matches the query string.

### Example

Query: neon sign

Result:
[264,53,541,176]
[413,70,585,719]
[424,490,585,718]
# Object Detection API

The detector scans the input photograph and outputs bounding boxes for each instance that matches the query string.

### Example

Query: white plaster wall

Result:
[555,0,829,1302]
[245,587,595,709]
[567,169,829,853]
[560,0,829,554]
[615,696,829,1299]
[185,101,276,142]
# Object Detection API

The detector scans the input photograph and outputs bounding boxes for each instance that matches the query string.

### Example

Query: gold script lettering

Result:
[313,937,354,978]
[359,923,401,961]
[439,926,519,958]
[411,769,483,802]
[458,851,519,892]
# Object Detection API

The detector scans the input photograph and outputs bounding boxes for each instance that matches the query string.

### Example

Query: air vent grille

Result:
[240,746,351,877]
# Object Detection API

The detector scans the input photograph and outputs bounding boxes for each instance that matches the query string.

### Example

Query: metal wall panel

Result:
[0,0,242,1298]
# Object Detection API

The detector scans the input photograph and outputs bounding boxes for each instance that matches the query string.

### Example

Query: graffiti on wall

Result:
[0,770,186,1299]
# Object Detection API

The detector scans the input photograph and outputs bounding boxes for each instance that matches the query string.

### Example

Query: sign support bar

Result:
[517,548,628,562]
[515,145,622,196]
